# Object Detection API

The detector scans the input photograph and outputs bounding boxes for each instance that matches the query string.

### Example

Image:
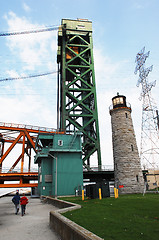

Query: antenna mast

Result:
[134,47,159,169]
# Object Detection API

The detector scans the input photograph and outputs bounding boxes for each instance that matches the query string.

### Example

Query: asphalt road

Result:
[0,196,60,240]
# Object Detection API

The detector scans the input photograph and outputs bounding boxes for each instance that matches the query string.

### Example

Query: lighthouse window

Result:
[115,163,118,170]
[136,175,139,182]
[113,97,124,106]
[125,113,128,118]
[131,144,134,151]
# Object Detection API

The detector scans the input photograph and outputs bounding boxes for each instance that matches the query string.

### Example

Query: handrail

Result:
[0,121,57,133]
[83,165,114,172]
[109,102,131,111]
[1,167,38,173]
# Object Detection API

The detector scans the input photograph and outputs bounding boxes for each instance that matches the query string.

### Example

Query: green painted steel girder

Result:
[57,19,101,167]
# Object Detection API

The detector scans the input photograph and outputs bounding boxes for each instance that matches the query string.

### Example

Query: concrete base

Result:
[42,196,103,240]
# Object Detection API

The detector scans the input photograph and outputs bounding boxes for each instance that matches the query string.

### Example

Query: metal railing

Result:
[1,167,38,173]
[109,102,131,111]
[83,165,114,172]
[0,121,57,133]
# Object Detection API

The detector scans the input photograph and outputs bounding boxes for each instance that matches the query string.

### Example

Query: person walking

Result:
[20,193,29,216]
[12,191,20,215]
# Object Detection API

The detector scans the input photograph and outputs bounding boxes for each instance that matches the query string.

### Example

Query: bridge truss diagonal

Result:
[0,122,63,188]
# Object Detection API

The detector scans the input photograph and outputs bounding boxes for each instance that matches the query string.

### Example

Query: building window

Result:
[125,113,128,118]
[40,175,42,183]
[45,175,52,183]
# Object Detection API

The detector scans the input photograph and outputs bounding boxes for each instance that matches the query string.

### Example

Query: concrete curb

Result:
[42,196,104,240]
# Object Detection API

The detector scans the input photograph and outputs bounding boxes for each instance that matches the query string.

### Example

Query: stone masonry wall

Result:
[110,107,144,194]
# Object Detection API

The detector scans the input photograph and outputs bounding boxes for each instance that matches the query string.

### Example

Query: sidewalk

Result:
[0,196,60,240]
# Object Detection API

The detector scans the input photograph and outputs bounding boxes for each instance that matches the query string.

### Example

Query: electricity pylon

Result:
[134,47,159,169]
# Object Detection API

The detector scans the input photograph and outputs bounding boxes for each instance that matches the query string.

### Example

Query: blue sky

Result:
[0,0,159,168]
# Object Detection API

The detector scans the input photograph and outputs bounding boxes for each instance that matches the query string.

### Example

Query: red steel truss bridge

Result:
[0,122,64,188]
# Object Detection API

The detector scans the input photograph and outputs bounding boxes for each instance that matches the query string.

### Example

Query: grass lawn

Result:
[60,194,159,240]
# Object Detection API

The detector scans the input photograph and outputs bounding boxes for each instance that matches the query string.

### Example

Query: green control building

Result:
[34,133,83,196]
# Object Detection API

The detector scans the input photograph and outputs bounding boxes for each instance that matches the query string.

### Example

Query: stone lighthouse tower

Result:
[109,94,144,194]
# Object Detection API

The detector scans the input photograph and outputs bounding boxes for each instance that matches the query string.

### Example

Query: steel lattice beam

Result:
[0,122,64,187]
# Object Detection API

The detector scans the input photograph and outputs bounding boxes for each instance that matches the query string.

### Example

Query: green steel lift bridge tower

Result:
[57,19,101,168]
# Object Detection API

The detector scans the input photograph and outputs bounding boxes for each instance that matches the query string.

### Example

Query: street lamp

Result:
[48,153,57,198]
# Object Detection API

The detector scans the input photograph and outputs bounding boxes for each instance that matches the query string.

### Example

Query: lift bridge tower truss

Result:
[57,19,101,168]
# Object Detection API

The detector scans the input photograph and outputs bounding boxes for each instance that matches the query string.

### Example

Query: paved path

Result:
[0,196,60,240]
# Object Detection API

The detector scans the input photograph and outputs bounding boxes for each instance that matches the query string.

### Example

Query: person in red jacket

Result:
[20,193,28,216]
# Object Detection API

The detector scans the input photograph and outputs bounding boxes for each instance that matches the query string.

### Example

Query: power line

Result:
[0,71,57,82]
[0,26,58,37]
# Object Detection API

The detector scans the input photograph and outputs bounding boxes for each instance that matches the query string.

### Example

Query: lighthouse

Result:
[109,94,144,194]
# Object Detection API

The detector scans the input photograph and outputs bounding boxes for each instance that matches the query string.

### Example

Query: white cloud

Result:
[23,3,31,12]
[93,46,145,166]
[94,48,121,85]
[132,0,153,9]
[2,13,58,124]
[134,3,144,9]
[4,11,57,71]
